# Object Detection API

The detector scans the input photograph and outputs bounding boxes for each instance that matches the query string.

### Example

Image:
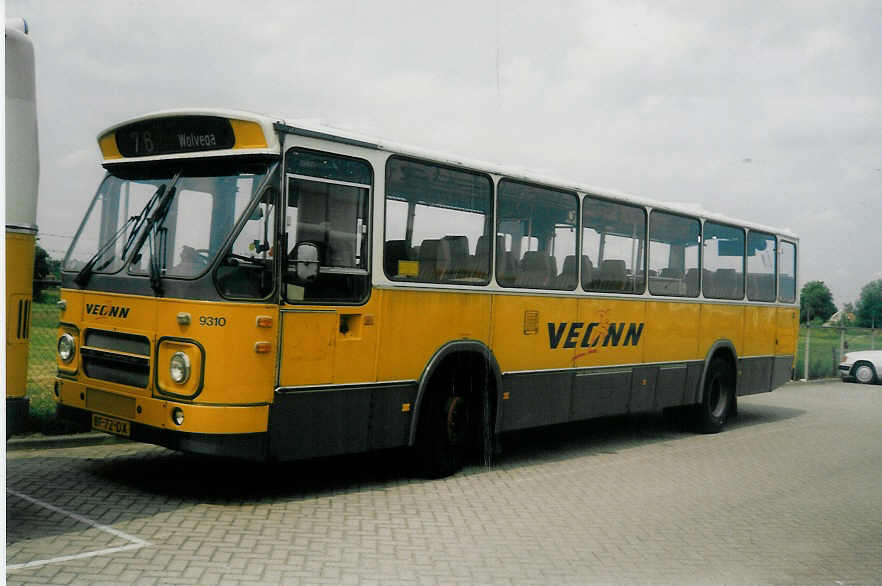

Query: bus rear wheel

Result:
[414,372,474,479]
[693,357,734,434]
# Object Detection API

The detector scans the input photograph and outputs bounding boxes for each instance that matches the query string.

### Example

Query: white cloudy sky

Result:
[7,0,880,305]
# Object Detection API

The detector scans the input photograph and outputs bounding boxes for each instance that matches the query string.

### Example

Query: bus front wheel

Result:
[693,357,734,434]
[414,372,473,479]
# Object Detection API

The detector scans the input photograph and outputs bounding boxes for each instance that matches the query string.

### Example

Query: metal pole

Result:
[839,327,845,363]
[804,321,810,380]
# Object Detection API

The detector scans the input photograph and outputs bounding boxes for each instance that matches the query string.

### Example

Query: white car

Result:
[839,350,882,384]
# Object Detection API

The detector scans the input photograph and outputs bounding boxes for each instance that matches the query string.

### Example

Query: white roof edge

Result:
[95,108,279,142]
[98,109,798,239]
[278,116,798,239]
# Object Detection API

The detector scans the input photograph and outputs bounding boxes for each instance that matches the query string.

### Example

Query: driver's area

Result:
[215,184,278,299]
[283,148,371,304]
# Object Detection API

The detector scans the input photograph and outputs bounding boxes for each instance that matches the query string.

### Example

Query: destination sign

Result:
[114,116,236,157]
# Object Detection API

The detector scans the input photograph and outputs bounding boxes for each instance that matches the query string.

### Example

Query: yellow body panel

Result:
[155,298,277,405]
[492,294,578,371]
[378,289,491,381]
[279,310,337,386]
[277,296,382,386]
[5,231,35,400]
[644,301,700,363]
[98,133,122,160]
[743,306,777,357]
[79,291,157,339]
[574,298,646,368]
[776,307,799,358]
[230,119,268,149]
[700,304,744,357]
[56,289,278,434]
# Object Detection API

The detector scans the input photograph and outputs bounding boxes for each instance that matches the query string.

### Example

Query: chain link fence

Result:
[23,286,78,433]
[795,325,879,380]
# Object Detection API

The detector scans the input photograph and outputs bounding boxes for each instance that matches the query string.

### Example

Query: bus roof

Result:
[98,108,797,239]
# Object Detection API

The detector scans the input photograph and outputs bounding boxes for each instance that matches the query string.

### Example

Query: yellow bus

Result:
[5,18,40,439]
[56,109,799,476]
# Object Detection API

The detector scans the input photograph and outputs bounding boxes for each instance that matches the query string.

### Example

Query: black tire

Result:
[852,362,877,385]
[413,370,474,479]
[693,357,734,434]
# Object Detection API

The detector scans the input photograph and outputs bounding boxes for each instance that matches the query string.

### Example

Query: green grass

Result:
[22,288,83,434]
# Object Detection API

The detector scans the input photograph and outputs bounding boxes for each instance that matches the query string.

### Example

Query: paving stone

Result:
[6,382,882,585]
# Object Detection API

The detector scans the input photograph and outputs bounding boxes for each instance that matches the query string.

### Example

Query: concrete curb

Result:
[786,377,842,385]
[7,432,127,451]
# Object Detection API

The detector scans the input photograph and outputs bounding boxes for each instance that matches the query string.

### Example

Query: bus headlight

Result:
[58,333,76,363]
[169,352,191,384]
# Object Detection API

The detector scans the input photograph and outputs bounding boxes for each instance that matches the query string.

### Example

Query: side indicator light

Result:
[401,403,411,413]
[255,342,271,354]
[256,315,273,328]
[502,392,510,400]
[177,312,191,326]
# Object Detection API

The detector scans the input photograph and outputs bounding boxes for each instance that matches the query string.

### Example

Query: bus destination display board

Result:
[115,116,236,157]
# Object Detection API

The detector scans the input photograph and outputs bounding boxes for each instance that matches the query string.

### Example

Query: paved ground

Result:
[6,381,881,585]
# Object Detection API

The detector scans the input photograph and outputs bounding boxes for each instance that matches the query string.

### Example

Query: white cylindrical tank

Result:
[6,17,40,232]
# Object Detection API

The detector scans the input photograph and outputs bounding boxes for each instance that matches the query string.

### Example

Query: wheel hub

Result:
[445,395,468,444]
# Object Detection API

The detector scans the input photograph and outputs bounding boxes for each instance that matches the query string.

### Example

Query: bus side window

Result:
[779,240,796,303]
[284,149,372,303]
[746,231,776,301]
[648,211,700,297]
[384,157,492,285]
[496,180,578,290]
[703,222,745,300]
[583,197,646,294]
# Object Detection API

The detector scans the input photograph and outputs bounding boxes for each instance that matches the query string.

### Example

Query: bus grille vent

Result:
[81,329,151,388]
[16,299,31,340]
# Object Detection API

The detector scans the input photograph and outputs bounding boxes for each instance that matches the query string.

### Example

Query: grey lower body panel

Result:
[771,355,794,390]
[497,361,703,433]
[738,355,793,396]
[269,382,417,462]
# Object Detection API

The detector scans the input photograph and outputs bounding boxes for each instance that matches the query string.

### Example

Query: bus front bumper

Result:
[55,379,269,461]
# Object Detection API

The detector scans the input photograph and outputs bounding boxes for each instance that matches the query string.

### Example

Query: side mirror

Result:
[288,242,320,284]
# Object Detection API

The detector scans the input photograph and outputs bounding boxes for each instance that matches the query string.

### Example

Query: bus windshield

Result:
[64,163,270,279]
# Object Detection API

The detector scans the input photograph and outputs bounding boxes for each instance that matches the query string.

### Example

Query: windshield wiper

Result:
[74,180,171,288]
[139,172,182,296]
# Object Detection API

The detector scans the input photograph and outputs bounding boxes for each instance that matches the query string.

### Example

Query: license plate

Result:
[92,413,131,437]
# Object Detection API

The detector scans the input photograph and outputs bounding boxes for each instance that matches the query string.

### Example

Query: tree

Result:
[799,280,836,323]
[855,279,882,328]
[841,302,856,326]
[32,244,51,300]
